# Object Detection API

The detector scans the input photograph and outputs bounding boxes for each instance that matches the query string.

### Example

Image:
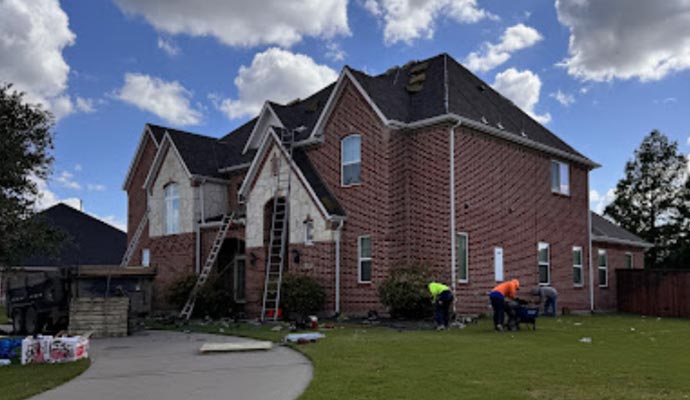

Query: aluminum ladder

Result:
[120,209,149,267]
[261,128,296,321]
[179,213,234,321]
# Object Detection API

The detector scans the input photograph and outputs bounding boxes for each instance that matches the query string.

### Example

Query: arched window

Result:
[165,183,180,234]
[341,135,361,186]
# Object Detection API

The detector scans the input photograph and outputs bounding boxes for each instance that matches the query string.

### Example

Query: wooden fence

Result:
[617,269,690,318]
[69,297,129,337]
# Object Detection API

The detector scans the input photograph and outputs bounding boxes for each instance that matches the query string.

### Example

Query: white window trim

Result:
[358,235,372,284]
[164,183,180,235]
[572,246,583,287]
[551,160,570,196]
[625,252,634,269]
[598,249,608,288]
[538,242,550,285]
[142,248,151,268]
[457,232,469,283]
[341,134,361,187]
[233,255,247,303]
[304,219,314,246]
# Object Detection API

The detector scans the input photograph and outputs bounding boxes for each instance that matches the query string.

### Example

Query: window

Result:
[625,253,634,269]
[572,246,583,286]
[456,233,468,283]
[494,247,504,282]
[341,135,361,186]
[165,183,180,234]
[551,160,570,195]
[358,235,372,283]
[304,218,314,245]
[234,256,246,303]
[142,249,150,267]
[598,249,608,287]
[538,242,550,284]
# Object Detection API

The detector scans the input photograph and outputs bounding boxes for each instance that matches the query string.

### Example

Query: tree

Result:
[604,130,690,268]
[0,84,65,266]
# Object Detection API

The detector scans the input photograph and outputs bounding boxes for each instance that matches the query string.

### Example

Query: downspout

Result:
[334,219,344,316]
[449,119,462,289]
[587,177,594,312]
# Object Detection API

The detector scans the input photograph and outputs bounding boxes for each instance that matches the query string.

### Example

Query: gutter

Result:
[591,235,654,249]
[218,162,251,174]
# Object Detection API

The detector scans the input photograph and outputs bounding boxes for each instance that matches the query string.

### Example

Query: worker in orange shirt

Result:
[489,279,520,331]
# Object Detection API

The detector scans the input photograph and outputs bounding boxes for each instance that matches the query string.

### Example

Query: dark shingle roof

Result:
[292,147,345,216]
[18,204,126,267]
[591,212,652,247]
[270,84,335,141]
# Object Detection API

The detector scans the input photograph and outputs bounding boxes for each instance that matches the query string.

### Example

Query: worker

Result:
[489,279,520,331]
[428,281,453,330]
[531,286,558,317]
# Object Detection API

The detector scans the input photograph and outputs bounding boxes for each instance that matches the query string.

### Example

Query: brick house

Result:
[122,53,650,317]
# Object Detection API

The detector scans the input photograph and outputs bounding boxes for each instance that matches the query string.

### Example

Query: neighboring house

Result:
[122,53,649,316]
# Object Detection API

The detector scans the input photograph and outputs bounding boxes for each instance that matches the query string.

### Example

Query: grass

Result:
[0,359,90,400]
[167,315,690,400]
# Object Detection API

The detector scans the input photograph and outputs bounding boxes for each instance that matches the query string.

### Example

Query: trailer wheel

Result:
[24,307,42,335]
[12,309,25,335]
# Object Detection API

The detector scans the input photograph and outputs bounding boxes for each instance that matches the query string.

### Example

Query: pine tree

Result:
[604,130,690,268]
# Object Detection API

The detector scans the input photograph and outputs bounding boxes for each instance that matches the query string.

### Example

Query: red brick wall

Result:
[148,232,196,309]
[125,133,157,266]
[593,242,645,310]
[453,127,591,314]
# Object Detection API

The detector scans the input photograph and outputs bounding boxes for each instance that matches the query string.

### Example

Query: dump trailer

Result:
[5,268,71,334]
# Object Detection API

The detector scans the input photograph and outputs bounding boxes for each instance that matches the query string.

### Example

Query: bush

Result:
[280,274,326,320]
[165,272,235,319]
[378,263,432,319]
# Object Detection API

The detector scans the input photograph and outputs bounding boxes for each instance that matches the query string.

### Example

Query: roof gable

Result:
[122,124,160,191]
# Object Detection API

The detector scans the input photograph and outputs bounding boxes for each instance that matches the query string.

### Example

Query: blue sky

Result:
[1,0,689,230]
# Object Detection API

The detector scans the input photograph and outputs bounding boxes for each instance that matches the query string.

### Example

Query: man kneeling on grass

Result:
[489,279,520,332]
[428,281,453,331]
[531,286,558,317]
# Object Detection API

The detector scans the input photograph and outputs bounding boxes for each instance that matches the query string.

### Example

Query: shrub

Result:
[165,272,235,319]
[378,263,432,319]
[280,274,326,320]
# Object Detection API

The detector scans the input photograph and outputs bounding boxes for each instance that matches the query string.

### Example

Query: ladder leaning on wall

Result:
[261,128,296,321]
[179,212,235,321]
[120,208,149,267]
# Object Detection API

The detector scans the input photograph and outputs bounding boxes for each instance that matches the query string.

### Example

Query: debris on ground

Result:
[21,335,89,365]
[0,359,10,367]
[284,333,325,344]
[579,337,592,344]
[630,327,636,332]
[271,325,283,332]
[449,321,466,329]
[199,341,272,353]
[573,322,583,326]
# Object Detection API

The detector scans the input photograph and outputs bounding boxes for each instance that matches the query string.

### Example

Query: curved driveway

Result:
[31,330,312,400]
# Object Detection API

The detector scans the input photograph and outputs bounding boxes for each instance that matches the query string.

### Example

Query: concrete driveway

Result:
[31,330,313,400]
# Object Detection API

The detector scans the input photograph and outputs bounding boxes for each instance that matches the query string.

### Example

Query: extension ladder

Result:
[120,209,149,267]
[261,128,296,321]
[179,213,235,321]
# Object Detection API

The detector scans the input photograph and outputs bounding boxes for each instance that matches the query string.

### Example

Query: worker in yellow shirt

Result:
[428,281,453,330]
[489,279,520,331]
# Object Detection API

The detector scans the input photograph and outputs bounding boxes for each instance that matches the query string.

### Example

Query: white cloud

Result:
[364,0,496,45]
[556,0,690,82]
[75,97,96,113]
[87,184,106,192]
[92,214,126,231]
[465,24,542,72]
[115,0,349,48]
[653,97,678,105]
[686,136,690,147]
[590,188,615,214]
[492,68,551,124]
[74,164,83,172]
[213,48,338,119]
[325,42,346,62]
[30,175,81,211]
[0,0,76,119]
[115,73,203,126]
[550,90,575,107]
[157,37,180,56]
[55,171,81,190]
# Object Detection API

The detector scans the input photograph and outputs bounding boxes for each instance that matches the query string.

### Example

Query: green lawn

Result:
[0,359,90,400]
[170,315,690,400]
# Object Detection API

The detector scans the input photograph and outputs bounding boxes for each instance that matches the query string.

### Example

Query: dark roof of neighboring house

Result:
[591,212,652,248]
[18,204,126,267]
[292,147,345,216]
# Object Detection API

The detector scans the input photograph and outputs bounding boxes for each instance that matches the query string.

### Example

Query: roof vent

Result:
[521,130,528,138]
[409,61,429,74]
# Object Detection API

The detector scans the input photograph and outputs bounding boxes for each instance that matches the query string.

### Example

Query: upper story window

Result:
[341,135,361,186]
[165,183,180,234]
[551,160,570,195]
[304,217,314,245]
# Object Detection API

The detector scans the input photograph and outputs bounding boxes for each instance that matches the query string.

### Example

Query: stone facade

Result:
[149,147,196,237]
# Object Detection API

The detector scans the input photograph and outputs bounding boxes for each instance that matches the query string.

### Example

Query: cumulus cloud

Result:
[590,188,615,214]
[115,0,349,48]
[87,184,106,192]
[93,214,127,232]
[74,164,83,172]
[157,37,180,56]
[212,48,338,119]
[492,68,551,124]
[30,175,81,211]
[0,0,76,118]
[364,0,496,45]
[556,0,690,82]
[55,171,81,190]
[550,90,575,107]
[325,42,346,62]
[75,97,97,113]
[465,24,542,72]
[115,73,203,126]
